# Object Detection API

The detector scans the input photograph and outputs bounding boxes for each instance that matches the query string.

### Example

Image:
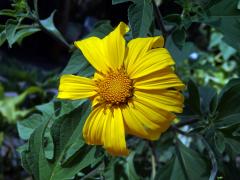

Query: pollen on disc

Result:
[96,69,133,105]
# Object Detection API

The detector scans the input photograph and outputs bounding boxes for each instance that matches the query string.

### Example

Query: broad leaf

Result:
[128,0,153,38]
[156,141,209,180]
[204,0,240,50]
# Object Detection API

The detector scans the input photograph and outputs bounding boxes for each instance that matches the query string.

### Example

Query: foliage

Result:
[0,0,240,179]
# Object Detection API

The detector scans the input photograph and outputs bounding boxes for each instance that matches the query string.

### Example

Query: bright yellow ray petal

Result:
[125,36,164,71]
[83,106,129,156]
[102,22,129,69]
[134,90,184,113]
[104,108,129,156]
[128,48,175,79]
[57,75,97,100]
[122,99,175,141]
[83,106,106,145]
[122,105,159,140]
[74,37,109,73]
[134,67,185,90]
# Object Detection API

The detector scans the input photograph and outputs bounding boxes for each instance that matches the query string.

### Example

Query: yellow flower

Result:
[57,22,185,156]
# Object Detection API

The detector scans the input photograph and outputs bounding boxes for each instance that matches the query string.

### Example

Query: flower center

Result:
[96,69,133,105]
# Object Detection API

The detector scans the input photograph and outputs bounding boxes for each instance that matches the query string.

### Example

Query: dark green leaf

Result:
[214,131,225,153]
[172,28,186,48]
[216,80,240,118]
[86,20,113,38]
[128,0,153,38]
[14,27,40,44]
[188,80,202,115]
[215,113,240,129]
[204,0,240,50]
[225,138,240,154]
[156,141,209,180]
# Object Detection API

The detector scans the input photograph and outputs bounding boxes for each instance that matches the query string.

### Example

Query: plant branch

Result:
[153,1,167,42]
[149,142,158,179]
[198,135,218,180]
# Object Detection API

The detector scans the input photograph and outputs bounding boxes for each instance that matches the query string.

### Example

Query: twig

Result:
[198,135,218,180]
[153,1,167,42]
[149,142,158,179]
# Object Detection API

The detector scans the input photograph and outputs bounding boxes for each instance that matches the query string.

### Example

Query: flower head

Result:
[58,22,185,156]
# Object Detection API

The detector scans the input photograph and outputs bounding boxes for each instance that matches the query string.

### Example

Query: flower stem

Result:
[153,1,167,42]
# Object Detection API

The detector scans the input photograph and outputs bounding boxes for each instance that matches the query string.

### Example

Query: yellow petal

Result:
[104,107,129,156]
[83,106,107,145]
[83,106,129,156]
[102,22,129,69]
[134,67,185,90]
[75,22,129,73]
[125,36,164,67]
[57,75,97,100]
[122,99,175,140]
[134,90,184,113]
[125,36,164,74]
[128,48,175,79]
[74,37,109,74]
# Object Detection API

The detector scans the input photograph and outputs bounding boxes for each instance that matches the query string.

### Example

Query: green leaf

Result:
[128,0,154,38]
[27,119,51,180]
[86,20,113,38]
[17,114,44,140]
[238,0,240,10]
[23,101,102,180]
[215,113,240,129]
[209,32,223,48]
[165,37,196,65]
[204,0,240,50]
[61,50,94,77]
[216,79,240,118]
[172,28,186,48]
[219,42,236,60]
[39,11,69,48]
[156,141,209,180]
[187,80,202,115]
[0,86,42,123]
[5,19,19,47]
[214,131,225,153]
[14,27,41,45]
[0,26,6,46]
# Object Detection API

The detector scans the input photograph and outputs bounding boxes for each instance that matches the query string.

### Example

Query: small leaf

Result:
[40,11,69,48]
[219,42,236,60]
[128,0,154,38]
[5,19,18,47]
